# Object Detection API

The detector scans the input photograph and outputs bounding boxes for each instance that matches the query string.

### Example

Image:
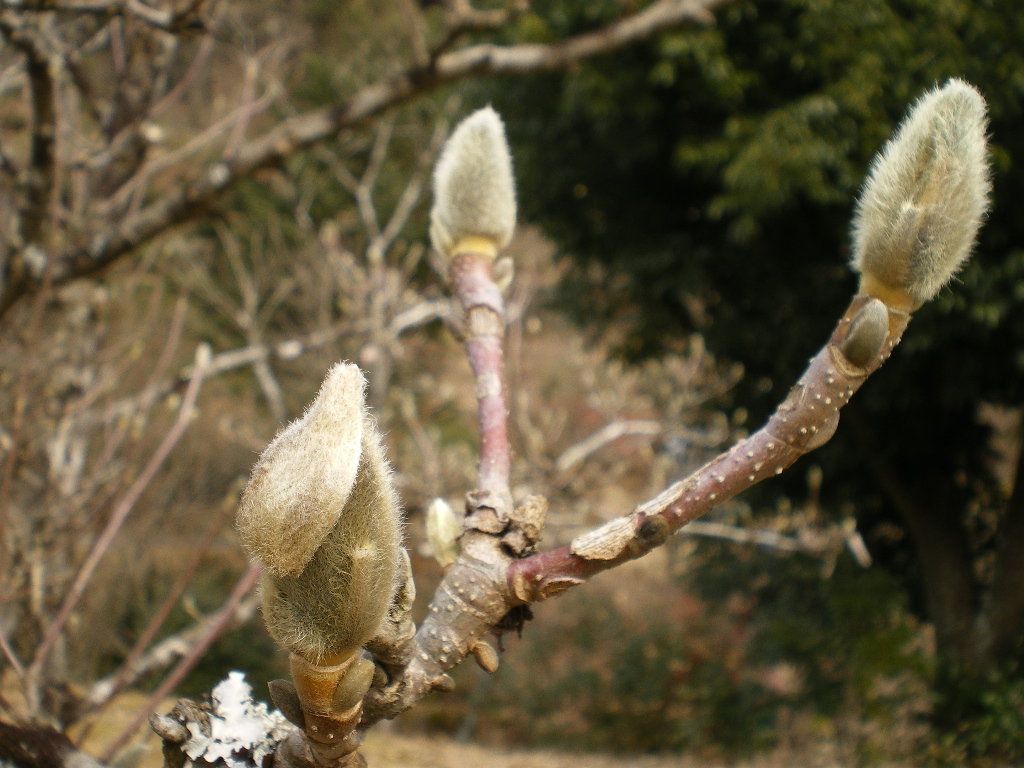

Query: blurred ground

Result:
[363,730,900,768]
[71,691,908,768]
[362,731,737,768]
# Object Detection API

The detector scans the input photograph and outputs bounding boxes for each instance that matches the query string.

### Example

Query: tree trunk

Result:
[977,434,1024,665]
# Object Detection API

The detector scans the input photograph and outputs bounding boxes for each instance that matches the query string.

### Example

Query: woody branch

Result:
[154,78,990,768]
[361,78,991,726]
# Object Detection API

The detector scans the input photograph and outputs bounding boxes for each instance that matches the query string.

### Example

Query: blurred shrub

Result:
[927,657,1024,767]
[429,539,931,763]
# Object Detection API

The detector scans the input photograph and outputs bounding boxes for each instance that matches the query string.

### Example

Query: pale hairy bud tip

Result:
[237,363,366,577]
[851,78,991,308]
[238,362,405,662]
[430,106,517,261]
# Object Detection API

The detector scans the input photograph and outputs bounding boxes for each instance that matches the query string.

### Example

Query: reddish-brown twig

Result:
[506,296,909,601]
[360,295,910,728]
[448,251,511,507]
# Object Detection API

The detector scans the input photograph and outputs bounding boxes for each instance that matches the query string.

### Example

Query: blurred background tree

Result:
[0,0,737,760]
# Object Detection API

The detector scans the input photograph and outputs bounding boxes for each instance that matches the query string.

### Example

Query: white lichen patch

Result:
[183,672,291,768]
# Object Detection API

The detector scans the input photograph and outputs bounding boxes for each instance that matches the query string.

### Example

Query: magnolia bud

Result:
[237,363,402,663]
[425,497,461,567]
[851,78,991,308]
[839,298,889,368]
[430,106,517,261]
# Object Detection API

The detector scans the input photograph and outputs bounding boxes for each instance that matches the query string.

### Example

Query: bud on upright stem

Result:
[851,78,991,309]
[430,106,517,262]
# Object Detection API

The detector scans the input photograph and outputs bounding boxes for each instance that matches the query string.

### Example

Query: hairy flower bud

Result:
[430,106,517,260]
[851,78,991,308]
[237,363,402,663]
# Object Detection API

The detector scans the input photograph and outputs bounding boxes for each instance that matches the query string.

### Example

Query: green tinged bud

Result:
[851,78,991,308]
[430,106,517,260]
[237,363,402,664]
[425,497,461,567]
[839,298,889,368]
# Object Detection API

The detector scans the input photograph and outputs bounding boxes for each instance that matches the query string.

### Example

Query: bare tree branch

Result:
[356,295,910,730]
[0,12,56,256]
[99,562,262,763]
[25,343,212,713]
[555,419,663,473]
[0,0,725,317]
[0,0,208,32]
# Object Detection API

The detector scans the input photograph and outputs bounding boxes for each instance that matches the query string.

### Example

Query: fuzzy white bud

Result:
[425,497,461,567]
[237,363,403,663]
[851,78,991,308]
[430,106,517,260]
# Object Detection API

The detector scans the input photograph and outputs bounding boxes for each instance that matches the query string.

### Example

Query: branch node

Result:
[465,488,511,528]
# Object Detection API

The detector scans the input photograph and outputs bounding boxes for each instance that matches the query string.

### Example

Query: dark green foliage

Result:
[926,657,1024,766]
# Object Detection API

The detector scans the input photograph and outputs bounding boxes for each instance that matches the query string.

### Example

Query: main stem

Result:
[448,251,512,509]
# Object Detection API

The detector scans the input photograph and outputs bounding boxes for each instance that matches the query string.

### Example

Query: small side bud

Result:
[851,79,991,308]
[238,363,403,664]
[470,640,500,674]
[839,298,889,368]
[430,106,517,261]
[425,497,461,568]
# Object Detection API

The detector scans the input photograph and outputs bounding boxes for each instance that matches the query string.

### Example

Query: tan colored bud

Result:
[430,107,517,260]
[425,497,461,567]
[851,79,991,308]
[237,363,403,663]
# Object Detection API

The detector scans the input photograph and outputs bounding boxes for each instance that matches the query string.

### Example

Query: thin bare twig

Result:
[0,15,55,251]
[26,343,213,707]
[398,0,430,68]
[222,56,260,161]
[375,114,451,256]
[0,0,726,318]
[555,419,663,473]
[102,88,278,216]
[94,501,233,709]
[0,0,208,32]
[0,627,24,680]
[100,562,262,763]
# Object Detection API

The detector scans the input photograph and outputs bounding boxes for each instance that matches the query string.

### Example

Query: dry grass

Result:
[360,730,897,768]
[70,692,177,768]
[64,690,915,768]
